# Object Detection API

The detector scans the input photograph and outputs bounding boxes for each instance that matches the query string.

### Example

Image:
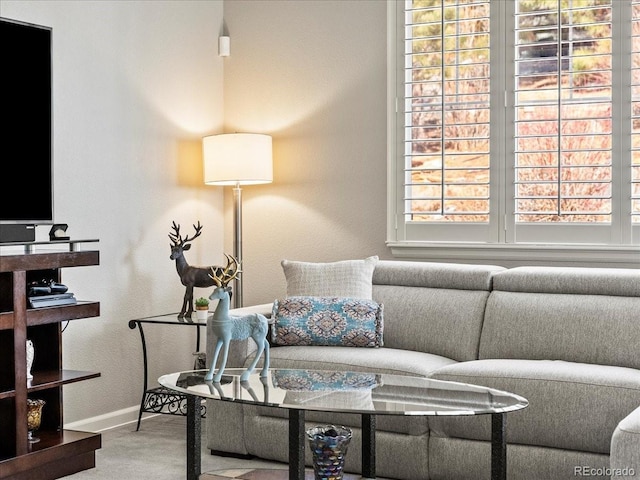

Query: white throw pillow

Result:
[281,256,378,299]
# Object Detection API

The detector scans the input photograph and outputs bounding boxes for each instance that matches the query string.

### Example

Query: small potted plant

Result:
[195,297,210,320]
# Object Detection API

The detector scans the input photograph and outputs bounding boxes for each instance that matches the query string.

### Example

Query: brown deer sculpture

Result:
[169,221,230,321]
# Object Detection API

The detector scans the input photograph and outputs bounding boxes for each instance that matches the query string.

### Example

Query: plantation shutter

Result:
[513,1,613,224]
[392,0,638,250]
[632,1,640,223]
[403,0,491,224]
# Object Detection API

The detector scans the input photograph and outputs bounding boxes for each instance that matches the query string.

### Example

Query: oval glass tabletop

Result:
[158,368,528,416]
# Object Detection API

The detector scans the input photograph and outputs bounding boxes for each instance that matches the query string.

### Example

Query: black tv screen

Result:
[0,17,53,225]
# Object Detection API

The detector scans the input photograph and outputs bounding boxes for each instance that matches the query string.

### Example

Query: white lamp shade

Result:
[203,133,273,186]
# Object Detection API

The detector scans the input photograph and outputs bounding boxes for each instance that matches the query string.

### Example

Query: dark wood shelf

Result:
[0,314,12,331]
[0,389,15,400]
[0,430,101,480]
[28,370,101,393]
[0,250,99,272]
[0,302,100,331]
[27,302,100,327]
[0,247,101,479]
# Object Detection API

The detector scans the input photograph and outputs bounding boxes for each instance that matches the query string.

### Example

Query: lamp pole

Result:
[233,182,243,309]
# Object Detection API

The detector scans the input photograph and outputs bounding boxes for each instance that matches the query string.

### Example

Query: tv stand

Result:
[0,224,36,243]
[0,240,101,479]
[0,238,99,254]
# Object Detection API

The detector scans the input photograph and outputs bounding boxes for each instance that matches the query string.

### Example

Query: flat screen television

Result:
[0,17,53,243]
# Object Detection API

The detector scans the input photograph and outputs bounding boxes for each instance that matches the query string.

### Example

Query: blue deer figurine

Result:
[205,255,270,383]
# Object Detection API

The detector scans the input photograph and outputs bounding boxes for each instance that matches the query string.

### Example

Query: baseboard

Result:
[64,405,160,433]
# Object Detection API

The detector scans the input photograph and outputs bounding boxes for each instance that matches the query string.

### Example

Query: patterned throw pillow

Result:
[273,370,380,410]
[281,256,378,299]
[272,369,381,391]
[271,296,384,347]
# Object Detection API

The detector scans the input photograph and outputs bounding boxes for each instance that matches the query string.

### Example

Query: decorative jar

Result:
[306,425,352,480]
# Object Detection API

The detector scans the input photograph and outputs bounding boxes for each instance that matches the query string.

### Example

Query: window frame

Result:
[387,0,639,267]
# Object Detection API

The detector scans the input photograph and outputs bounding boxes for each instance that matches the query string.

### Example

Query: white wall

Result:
[222,0,391,306]
[1,0,390,428]
[1,0,226,424]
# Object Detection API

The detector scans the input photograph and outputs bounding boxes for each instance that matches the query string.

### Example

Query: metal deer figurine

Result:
[205,258,270,383]
[169,221,227,320]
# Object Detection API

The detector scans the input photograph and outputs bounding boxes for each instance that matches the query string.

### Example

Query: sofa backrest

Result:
[372,261,505,362]
[479,266,640,369]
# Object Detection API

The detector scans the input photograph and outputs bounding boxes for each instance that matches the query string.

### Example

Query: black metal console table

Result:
[128,313,207,430]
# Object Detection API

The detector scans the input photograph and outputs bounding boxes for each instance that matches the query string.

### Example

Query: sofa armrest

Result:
[611,405,640,479]
[205,303,273,369]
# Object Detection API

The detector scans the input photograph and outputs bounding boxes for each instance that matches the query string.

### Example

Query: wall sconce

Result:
[219,36,230,57]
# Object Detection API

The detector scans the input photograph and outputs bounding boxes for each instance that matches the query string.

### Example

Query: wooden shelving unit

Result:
[0,241,101,480]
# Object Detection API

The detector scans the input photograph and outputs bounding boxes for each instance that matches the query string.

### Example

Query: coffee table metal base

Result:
[186,399,509,480]
[187,395,202,480]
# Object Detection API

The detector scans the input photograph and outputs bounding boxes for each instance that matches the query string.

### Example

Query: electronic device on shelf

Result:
[28,279,69,297]
[27,278,75,308]
[49,224,70,241]
[29,292,77,308]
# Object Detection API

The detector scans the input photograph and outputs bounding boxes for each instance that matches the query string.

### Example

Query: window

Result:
[388,0,639,263]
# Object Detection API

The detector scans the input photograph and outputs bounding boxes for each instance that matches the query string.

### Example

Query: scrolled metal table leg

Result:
[128,320,148,431]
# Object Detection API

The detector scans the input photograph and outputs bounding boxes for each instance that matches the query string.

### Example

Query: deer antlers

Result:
[209,254,241,287]
[169,220,203,246]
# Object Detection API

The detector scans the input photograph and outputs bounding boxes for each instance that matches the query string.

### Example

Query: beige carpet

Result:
[65,415,288,479]
[202,468,362,479]
[65,415,381,479]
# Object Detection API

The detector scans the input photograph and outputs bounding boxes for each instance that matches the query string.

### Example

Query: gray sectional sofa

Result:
[205,261,640,479]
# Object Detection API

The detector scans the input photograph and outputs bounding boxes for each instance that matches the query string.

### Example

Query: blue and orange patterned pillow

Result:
[271,296,384,347]
[272,369,381,390]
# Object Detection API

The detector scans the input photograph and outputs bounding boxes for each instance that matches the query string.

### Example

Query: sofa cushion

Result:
[271,296,383,347]
[480,266,640,369]
[372,260,505,291]
[429,437,612,480]
[281,256,378,299]
[428,359,640,454]
[491,266,640,297]
[373,284,491,362]
[264,345,457,377]
[370,261,504,362]
[479,291,640,369]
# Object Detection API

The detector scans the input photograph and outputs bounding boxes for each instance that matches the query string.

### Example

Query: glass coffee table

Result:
[159,368,528,480]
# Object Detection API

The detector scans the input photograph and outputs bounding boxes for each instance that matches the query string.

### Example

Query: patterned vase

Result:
[27,398,46,443]
[306,425,352,480]
[26,340,34,381]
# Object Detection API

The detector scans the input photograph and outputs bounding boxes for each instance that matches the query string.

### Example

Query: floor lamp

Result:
[203,133,273,308]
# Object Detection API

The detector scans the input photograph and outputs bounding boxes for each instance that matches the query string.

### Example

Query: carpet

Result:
[201,468,363,479]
